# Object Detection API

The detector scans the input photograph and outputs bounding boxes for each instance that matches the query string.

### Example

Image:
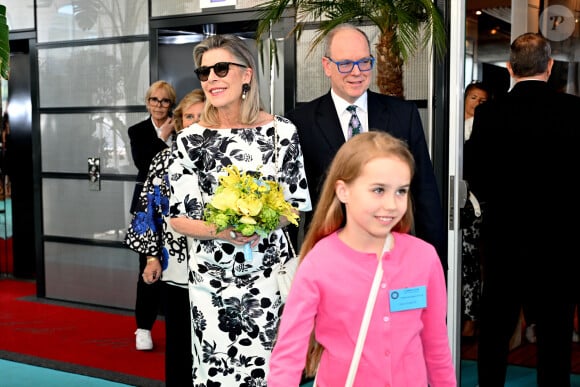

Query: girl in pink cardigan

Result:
[269,132,456,386]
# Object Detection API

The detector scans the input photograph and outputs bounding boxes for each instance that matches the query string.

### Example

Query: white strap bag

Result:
[313,234,392,387]
[272,115,300,302]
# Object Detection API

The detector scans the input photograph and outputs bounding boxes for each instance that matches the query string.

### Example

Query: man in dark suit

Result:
[286,23,446,266]
[128,80,176,351]
[465,32,580,386]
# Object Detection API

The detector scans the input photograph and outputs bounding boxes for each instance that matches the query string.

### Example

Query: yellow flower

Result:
[237,197,263,217]
[211,188,240,211]
[239,215,257,225]
[219,165,242,186]
[204,164,299,238]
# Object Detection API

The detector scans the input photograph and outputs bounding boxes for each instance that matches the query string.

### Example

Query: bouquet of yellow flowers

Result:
[204,165,299,239]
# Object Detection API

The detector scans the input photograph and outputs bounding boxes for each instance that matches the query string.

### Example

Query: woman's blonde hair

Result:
[173,89,205,132]
[299,131,416,376]
[145,80,176,107]
[193,34,263,126]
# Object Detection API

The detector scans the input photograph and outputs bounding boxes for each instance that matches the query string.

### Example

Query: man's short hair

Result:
[509,33,551,77]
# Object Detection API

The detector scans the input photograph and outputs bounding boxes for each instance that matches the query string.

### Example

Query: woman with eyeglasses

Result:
[128,80,176,352]
[126,89,205,386]
[168,34,311,385]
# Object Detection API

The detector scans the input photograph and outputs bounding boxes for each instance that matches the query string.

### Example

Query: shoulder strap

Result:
[345,258,383,386]
[272,115,279,173]
[274,116,298,261]
[315,234,392,387]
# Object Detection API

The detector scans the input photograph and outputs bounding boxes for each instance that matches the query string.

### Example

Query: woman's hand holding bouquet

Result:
[204,165,299,261]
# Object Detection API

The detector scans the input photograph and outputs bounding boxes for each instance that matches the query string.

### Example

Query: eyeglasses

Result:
[194,62,247,82]
[324,56,375,73]
[148,97,172,107]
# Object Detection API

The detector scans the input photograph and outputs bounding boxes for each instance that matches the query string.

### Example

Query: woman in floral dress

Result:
[126,89,205,386]
[168,34,311,386]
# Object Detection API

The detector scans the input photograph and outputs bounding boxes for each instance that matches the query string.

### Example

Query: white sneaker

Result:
[525,324,537,344]
[135,329,153,350]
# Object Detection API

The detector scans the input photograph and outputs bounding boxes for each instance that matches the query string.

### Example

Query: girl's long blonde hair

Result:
[299,131,416,376]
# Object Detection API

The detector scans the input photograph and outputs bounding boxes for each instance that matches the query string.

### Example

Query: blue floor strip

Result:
[460,360,580,387]
[2,358,580,386]
[0,359,132,387]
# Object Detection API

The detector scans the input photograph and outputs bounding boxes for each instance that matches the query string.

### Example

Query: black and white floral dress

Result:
[125,147,189,288]
[168,115,311,386]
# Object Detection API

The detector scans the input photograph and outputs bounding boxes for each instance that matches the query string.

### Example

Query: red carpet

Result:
[0,278,165,382]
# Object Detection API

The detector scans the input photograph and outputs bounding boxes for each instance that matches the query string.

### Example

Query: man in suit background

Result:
[128,80,176,351]
[465,32,580,386]
[286,23,446,266]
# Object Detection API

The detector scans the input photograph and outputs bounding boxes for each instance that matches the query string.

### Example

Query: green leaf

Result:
[253,0,447,97]
[0,4,10,80]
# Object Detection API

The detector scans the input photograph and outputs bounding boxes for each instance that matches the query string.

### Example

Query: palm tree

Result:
[0,4,8,82]
[255,0,447,98]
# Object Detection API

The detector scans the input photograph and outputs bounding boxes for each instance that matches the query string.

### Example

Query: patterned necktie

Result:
[347,105,361,138]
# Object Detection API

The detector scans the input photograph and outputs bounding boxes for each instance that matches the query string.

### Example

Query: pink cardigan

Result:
[268,231,456,387]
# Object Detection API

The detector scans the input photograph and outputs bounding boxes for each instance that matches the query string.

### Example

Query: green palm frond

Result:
[254,0,446,97]
[0,4,10,80]
[256,0,446,60]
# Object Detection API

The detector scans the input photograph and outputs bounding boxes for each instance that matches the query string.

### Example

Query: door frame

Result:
[446,0,466,380]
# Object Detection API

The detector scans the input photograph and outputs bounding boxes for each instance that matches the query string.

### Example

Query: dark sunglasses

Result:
[194,62,247,82]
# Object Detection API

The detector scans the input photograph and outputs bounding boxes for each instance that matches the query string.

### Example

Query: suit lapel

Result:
[315,92,346,152]
[367,91,390,132]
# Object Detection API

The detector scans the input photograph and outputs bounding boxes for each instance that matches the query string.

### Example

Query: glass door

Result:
[0,77,12,276]
[453,0,580,384]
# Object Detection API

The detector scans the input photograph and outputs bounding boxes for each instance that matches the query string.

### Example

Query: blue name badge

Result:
[389,286,427,312]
